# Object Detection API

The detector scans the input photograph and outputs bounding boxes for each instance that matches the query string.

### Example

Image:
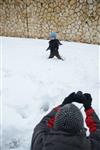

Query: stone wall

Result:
[0,0,100,44]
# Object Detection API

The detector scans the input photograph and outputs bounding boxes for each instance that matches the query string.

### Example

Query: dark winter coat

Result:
[30,106,100,150]
[42,130,91,150]
[47,39,62,52]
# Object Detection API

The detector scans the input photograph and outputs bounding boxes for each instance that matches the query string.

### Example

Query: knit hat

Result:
[54,104,84,133]
[50,32,57,39]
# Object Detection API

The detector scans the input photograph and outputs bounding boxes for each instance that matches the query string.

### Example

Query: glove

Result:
[61,91,92,110]
[75,91,86,103]
[61,92,76,106]
[73,91,92,110]
[62,91,85,106]
[83,93,92,110]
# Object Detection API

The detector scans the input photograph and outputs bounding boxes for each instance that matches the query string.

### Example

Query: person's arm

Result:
[85,105,100,148]
[83,94,100,136]
[46,41,51,51]
[85,107,100,135]
[78,93,100,148]
[57,39,62,45]
[46,46,50,51]
[30,105,60,150]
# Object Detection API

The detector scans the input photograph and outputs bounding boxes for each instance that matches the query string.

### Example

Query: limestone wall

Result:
[0,0,100,44]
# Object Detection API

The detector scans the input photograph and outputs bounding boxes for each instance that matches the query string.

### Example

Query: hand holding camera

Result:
[62,91,92,110]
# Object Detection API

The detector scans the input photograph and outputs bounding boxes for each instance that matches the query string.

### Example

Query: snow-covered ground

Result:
[0,36,100,150]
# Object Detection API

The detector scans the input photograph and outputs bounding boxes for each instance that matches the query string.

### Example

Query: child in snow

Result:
[30,91,100,150]
[46,32,63,60]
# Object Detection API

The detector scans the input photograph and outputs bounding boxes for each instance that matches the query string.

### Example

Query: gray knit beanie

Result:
[54,104,84,133]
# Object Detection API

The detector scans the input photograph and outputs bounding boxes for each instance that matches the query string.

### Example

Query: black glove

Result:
[72,91,92,110]
[61,91,92,110]
[83,93,92,110]
[61,92,76,106]
[62,91,86,106]
[75,91,86,103]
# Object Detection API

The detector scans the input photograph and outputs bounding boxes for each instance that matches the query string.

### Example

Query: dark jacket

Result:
[30,106,100,150]
[42,130,91,150]
[47,39,62,51]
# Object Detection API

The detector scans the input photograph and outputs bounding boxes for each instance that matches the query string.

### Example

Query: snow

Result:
[0,36,100,150]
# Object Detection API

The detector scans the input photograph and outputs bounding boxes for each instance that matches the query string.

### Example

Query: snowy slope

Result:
[0,36,100,150]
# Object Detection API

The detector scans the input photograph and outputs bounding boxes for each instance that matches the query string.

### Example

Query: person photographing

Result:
[30,91,100,150]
